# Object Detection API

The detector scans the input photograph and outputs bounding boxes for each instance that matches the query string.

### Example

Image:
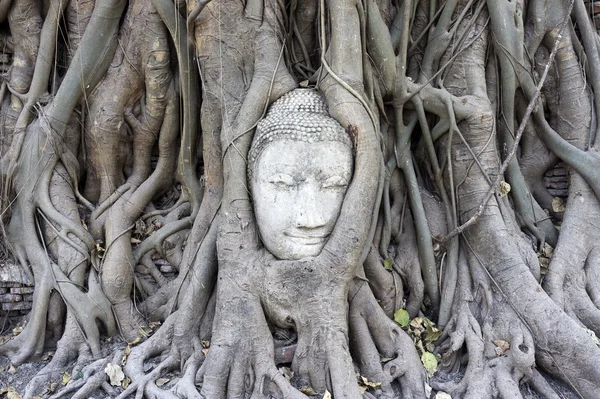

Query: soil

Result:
[0,329,581,399]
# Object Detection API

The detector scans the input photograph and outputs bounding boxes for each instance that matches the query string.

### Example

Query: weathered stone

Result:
[0,282,24,288]
[0,293,22,302]
[0,262,32,286]
[10,287,34,295]
[249,89,353,260]
[0,288,8,294]
[22,294,34,302]
[2,302,32,311]
[2,310,22,317]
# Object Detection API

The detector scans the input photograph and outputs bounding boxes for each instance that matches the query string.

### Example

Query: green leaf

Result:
[421,352,438,376]
[73,370,84,381]
[383,258,394,270]
[394,309,410,327]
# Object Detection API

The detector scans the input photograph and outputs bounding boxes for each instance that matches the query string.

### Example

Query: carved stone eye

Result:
[267,173,295,187]
[321,175,348,189]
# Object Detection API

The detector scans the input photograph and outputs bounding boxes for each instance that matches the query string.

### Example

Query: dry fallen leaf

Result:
[492,339,510,356]
[105,363,125,386]
[435,392,452,399]
[299,386,317,395]
[7,391,22,399]
[323,390,332,399]
[122,377,131,389]
[359,376,382,390]
[500,181,511,197]
[8,364,17,374]
[155,377,170,387]
[552,197,565,213]
[122,345,132,365]
[61,371,71,386]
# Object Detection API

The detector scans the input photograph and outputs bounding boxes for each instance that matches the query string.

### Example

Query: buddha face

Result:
[252,139,353,260]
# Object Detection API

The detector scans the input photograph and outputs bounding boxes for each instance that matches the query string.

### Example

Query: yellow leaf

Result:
[500,181,511,197]
[122,377,131,389]
[552,197,565,213]
[61,371,71,386]
[7,391,22,399]
[299,386,317,395]
[360,376,382,389]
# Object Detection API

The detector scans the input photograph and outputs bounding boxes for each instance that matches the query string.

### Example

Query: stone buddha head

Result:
[248,89,354,260]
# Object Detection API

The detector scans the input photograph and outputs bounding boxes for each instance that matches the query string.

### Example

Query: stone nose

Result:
[295,182,327,229]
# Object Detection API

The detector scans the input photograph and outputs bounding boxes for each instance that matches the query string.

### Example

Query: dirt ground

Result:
[0,338,580,399]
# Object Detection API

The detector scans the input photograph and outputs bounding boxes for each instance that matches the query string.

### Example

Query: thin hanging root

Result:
[37,192,95,252]
[37,209,89,259]
[133,218,192,263]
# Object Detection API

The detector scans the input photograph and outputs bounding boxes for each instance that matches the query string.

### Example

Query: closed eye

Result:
[267,173,296,187]
[321,175,348,189]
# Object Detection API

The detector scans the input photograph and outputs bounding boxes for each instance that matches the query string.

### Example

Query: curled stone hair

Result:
[247,88,353,181]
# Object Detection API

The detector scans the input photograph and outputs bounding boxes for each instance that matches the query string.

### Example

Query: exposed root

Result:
[349,279,426,399]
[49,351,123,399]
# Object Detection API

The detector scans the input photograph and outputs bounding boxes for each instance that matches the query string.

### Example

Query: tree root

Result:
[433,302,536,399]
[349,279,426,399]
[49,351,123,399]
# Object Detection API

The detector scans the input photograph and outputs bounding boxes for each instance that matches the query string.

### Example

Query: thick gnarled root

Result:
[349,279,426,399]
[433,303,543,399]
[199,294,308,399]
